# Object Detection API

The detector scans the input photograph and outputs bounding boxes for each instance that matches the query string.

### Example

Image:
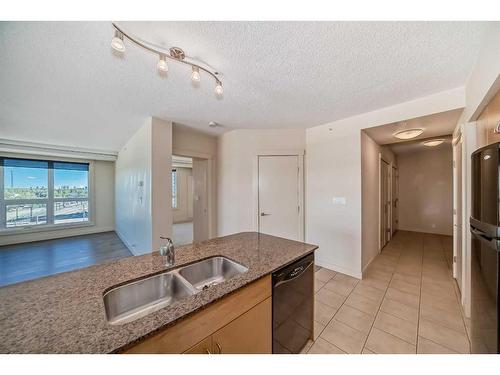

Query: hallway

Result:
[306,231,469,354]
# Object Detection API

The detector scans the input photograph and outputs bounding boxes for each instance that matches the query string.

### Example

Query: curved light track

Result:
[111,23,223,94]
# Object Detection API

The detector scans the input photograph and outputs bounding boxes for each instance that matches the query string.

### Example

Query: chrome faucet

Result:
[159,237,175,267]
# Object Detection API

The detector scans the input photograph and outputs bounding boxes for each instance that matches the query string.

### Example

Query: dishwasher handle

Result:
[274,261,313,287]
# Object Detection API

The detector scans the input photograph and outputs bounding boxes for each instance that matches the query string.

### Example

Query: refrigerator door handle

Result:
[470,227,500,251]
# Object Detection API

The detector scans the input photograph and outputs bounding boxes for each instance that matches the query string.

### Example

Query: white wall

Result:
[115,121,153,255]
[94,160,115,231]
[307,125,363,277]
[360,132,398,272]
[398,146,453,236]
[0,159,115,246]
[173,124,217,156]
[151,118,173,252]
[115,117,172,255]
[172,124,217,238]
[217,129,306,236]
[464,23,500,123]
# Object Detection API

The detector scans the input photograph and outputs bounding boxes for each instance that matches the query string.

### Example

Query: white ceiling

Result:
[363,108,463,145]
[0,21,490,152]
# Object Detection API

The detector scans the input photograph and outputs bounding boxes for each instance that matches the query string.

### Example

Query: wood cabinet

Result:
[124,275,272,354]
[211,297,271,354]
[184,336,213,354]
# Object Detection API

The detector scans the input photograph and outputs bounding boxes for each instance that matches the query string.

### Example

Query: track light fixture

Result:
[111,30,125,53]
[157,54,168,74]
[111,23,223,98]
[215,80,223,97]
[191,66,201,83]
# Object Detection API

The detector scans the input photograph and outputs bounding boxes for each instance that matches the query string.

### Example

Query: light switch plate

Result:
[332,197,347,205]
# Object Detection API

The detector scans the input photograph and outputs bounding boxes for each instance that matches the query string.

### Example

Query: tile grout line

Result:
[378,303,417,324]
[440,235,472,350]
[359,242,403,354]
[416,233,425,353]
[311,272,365,352]
[418,234,469,354]
[314,233,466,354]
[309,272,355,353]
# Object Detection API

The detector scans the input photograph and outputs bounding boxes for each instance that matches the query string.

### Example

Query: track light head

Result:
[215,80,223,97]
[157,54,168,74]
[111,30,125,53]
[110,23,223,98]
[191,66,201,83]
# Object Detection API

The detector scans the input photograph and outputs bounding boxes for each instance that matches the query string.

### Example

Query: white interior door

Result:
[192,158,208,242]
[453,136,463,291]
[258,155,301,241]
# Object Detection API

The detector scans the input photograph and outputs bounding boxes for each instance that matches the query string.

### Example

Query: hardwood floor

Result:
[0,231,132,287]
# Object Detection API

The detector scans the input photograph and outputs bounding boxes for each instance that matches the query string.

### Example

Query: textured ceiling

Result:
[363,108,463,145]
[0,21,490,151]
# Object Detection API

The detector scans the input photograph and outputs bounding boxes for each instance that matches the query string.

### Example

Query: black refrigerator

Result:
[470,141,500,353]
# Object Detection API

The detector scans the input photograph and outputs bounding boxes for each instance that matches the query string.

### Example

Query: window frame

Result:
[0,154,95,235]
[172,169,178,209]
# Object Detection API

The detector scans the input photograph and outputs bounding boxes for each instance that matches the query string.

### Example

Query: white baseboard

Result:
[0,226,115,246]
[397,228,453,237]
[115,230,141,256]
[315,259,362,279]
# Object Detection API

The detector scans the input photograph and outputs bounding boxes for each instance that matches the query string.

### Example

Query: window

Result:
[1,157,90,230]
[172,169,177,209]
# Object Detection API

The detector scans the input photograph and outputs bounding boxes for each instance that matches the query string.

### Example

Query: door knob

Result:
[260,212,270,216]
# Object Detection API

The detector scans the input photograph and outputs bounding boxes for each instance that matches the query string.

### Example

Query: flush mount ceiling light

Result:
[111,23,223,98]
[423,139,445,147]
[393,128,424,140]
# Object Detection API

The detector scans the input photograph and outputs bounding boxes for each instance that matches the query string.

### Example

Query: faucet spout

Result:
[159,237,175,267]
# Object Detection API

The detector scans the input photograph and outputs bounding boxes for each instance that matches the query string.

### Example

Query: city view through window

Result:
[1,158,90,229]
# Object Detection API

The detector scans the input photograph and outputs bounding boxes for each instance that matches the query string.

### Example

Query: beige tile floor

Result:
[304,230,470,354]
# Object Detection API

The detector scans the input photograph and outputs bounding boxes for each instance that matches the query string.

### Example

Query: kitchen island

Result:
[0,232,317,354]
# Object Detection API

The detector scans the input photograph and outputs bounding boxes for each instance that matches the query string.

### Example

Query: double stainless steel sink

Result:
[103,256,248,325]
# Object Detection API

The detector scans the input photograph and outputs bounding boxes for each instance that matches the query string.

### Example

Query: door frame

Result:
[378,155,393,251]
[252,150,305,241]
[452,128,464,289]
[391,165,398,236]
[172,148,215,240]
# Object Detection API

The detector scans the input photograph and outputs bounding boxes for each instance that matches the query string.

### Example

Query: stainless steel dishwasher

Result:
[272,253,314,353]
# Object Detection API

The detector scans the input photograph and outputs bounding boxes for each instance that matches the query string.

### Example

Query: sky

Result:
[4,167,88,189]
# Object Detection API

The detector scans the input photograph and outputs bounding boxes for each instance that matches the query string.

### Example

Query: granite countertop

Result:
[0,232,317,353]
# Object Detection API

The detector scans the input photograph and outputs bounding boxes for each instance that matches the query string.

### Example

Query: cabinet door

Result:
[212,297,272,354]
[183,336,213,354]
